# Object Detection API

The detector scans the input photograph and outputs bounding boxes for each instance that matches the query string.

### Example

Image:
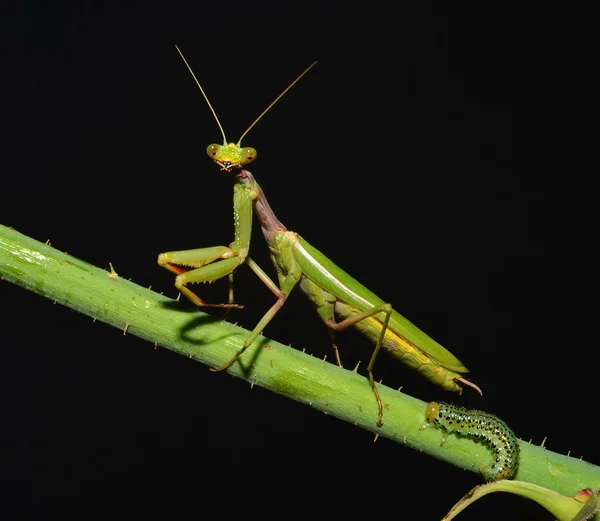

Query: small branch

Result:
[1,223,599,496]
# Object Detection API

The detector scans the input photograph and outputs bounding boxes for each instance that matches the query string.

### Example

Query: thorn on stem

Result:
[107,262,119,279]
[123,323,129,335]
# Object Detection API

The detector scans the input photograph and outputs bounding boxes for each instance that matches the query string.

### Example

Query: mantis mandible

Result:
[158,47,482,426]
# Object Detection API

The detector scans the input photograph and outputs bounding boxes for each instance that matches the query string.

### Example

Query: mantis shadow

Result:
[159,300,269,376]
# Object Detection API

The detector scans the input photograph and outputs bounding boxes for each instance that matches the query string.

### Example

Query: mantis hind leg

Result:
[157,246,244,308]
[327,329,343,368]
[325,302,393,428]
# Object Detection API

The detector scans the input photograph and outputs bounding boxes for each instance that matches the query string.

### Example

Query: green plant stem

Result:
[1,223,599,496]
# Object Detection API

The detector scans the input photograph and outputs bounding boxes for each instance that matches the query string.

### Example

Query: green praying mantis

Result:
[158,47,482,426]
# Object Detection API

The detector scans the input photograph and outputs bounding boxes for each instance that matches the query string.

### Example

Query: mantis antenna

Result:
[175,45,317,146]
[236,60,317,145]
[175,45,227,145]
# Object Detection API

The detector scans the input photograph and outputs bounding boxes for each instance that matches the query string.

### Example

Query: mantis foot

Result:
[210,356,238,373]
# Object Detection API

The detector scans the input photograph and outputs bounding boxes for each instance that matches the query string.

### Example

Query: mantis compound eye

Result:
[240,147,257,165]
[207,144,221,159]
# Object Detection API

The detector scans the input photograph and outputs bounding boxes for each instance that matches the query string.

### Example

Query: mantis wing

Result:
[294,236,469,373]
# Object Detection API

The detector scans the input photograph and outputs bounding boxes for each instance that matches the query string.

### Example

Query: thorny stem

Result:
[1,224,599,497]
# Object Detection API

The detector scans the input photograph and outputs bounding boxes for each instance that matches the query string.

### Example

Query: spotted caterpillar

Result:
[424,402,520,481]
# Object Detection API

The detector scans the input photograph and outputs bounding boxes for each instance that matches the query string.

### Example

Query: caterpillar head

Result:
[425,402,440,422]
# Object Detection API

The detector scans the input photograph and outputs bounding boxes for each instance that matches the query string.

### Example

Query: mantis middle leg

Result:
[210,272,300,372]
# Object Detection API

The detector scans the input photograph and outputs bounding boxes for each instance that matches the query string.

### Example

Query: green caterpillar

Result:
[424,402,520,481]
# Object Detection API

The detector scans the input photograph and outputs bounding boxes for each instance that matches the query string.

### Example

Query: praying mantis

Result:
[158,47,482,426]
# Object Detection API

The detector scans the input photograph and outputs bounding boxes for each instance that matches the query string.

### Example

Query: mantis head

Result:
[206,142,257,172]
[175,45,315,174]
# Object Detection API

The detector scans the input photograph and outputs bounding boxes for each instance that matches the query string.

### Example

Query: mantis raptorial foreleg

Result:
[158,246,244,308]
[158,177,256,308]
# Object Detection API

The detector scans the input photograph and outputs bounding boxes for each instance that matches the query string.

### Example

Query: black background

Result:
[2,2,597,520]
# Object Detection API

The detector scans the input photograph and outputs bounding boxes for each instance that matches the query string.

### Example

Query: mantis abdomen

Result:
[333,301,464,392]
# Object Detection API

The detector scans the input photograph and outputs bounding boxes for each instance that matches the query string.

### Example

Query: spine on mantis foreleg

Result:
[424,401,520,481]
[334,302,466,392]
